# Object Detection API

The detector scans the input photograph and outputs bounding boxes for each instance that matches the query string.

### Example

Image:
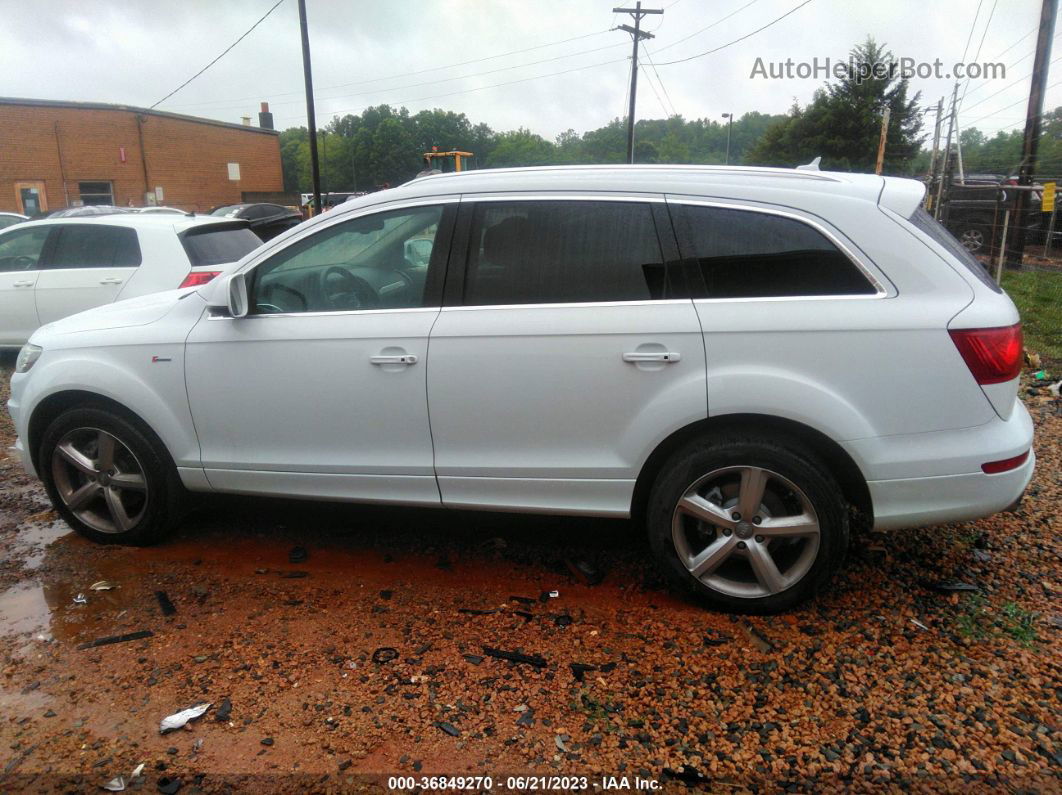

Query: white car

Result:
[0,212,28,231]
[0,215,262,347]
[7,165,1034,612]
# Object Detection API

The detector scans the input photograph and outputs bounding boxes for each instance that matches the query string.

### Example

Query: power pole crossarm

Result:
[614,2,663,164]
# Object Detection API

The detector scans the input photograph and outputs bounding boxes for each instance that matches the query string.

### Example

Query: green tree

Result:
[747,38,925,173]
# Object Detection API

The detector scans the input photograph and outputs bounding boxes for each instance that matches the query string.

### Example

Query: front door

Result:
[14,182,47,216]
[34,224,142,326]
[426,197,707,516]
[0,224,53,346]
[185,201,456,505]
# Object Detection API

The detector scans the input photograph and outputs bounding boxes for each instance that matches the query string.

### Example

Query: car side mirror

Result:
[227,272,249,318]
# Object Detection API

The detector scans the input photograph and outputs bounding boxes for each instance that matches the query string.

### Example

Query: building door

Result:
[14,182,48,216]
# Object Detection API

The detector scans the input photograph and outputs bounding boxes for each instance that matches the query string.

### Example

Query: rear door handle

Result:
[370,354,418,365]
[622,351,681,363]
[12,280,34,287]
[99,277,124,285]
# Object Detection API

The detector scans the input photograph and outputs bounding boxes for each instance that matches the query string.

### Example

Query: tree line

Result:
[277,38,1055,192]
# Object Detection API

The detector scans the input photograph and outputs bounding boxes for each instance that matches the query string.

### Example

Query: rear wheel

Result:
[39,407,182,545]
[647,434,848,613]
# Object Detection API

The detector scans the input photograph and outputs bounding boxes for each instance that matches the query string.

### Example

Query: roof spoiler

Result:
[879,177,926,218]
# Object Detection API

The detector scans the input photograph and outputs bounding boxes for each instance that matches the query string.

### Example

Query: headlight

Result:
[15,344,42,374]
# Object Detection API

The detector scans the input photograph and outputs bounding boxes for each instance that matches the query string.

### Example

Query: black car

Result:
[937,174,1044,254]
[209,203,302,242]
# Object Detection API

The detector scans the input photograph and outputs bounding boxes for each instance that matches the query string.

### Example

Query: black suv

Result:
[938,174,1044,254]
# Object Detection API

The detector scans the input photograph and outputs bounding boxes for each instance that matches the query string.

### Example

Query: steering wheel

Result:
[10,255,35,270]
[256,283,307,313]
[324,266,379,310]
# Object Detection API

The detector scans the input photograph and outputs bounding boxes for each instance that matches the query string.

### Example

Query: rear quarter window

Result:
[671,204,877,298]
[907,207,1002,293]
[181,225,262,267]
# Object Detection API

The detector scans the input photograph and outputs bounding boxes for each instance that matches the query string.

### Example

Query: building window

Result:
[78,181,114,206]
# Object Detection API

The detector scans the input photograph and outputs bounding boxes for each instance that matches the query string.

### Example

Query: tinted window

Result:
[672,205,876,298]
[464,201,666,306]
[46,225,141,268]
[251,205,445,314]
[0,215,24,230]
[908,207,1002,293]
[0,225,51,272]
[181,226,262,267]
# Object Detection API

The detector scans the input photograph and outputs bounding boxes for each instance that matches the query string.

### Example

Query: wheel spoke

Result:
[57,442,97,475]
[96,432,116,471]
[748,543,786,594]
[757,513,820,538]
[678,494,736,530]
[103,487,133,532]
[737,468,768,519]
[66,481,100,511]
[687,535,738,579]
[110,471,146,492]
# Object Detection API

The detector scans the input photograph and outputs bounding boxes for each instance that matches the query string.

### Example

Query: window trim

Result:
[240,200,457,318]
[667,197,890,302]
[446,193,679,309]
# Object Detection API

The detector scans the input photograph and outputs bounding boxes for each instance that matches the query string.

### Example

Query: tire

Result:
[954,216,994,254]
[647,433,849,614]
[38,406,183,545]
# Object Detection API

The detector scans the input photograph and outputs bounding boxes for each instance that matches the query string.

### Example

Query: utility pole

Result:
[614,2,663,164]
[875,106,891,175]
[298,0,322,216]
[1005,0,1059,267]
[722,112,733,164]
[926,98,943,211]
[934,83,961,220]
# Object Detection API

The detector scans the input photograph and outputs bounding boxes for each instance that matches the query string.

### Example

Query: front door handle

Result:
[622,351,681,363]
[99,277,124,285]
[12,280,34,288]
[370,354,418,366]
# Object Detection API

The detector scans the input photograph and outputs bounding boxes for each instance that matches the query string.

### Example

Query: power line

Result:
[653,0,762,55]
[964,70,1062,127]
[643,47,678,116]
[653,0,814,66]
[961,53,1062,116]
[960,30,1062,103]
[960,0,998,107]
[150,0,285,109]
[640,63,671,116]
[166,29,612,110]
[959,0,985,64]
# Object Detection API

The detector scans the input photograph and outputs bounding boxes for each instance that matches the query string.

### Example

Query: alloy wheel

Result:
[671,466,820,599]
[961,228,986,252]
[51,427,148,534]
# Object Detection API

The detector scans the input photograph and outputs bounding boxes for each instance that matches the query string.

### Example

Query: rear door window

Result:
[181,225,262,267]
[45,224,141,268]
[0,225,52,272]
[462,200,668,306]
[671,204,877,298]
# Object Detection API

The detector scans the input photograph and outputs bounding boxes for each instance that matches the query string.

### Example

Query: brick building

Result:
[0,97,283,215]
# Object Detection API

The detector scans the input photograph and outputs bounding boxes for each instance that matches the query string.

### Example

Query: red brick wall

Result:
[0,102,282,214]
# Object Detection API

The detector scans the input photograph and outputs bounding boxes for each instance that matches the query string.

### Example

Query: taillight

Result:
[948,323,1023,385]
[982,450,1030,474]
[179,270,221,288]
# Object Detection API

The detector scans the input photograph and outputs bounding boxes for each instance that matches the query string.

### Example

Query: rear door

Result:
[34,223,142,325]
[426,195,707,516]
[0,224,53,345]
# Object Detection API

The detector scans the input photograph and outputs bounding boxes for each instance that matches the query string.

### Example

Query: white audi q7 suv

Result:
[6,165,1034,613]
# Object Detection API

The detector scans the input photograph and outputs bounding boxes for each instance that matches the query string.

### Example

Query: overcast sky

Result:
[2,0,1059,142]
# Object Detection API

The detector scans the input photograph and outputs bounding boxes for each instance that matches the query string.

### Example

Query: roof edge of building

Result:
[0,96,279,136]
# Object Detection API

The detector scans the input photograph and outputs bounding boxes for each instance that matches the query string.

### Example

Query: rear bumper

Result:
[867,451,1034,531]
[845,399,1035,531]
[845,399,1036,530]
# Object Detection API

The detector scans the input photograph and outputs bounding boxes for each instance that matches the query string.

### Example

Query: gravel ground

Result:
[0,357,1059,793]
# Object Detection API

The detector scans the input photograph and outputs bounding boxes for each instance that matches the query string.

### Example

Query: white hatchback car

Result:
[7,166,1035,612]
[0,214,263,348]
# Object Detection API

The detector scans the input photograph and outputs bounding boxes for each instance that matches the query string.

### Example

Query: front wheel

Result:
[647,434,849,614]
[39,406,182,545]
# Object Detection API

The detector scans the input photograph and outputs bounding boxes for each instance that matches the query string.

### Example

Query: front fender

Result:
[20,344,201,473]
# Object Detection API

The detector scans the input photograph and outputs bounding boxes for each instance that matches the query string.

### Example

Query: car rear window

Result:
[181,225,262,267]
[908,207,1002,293]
